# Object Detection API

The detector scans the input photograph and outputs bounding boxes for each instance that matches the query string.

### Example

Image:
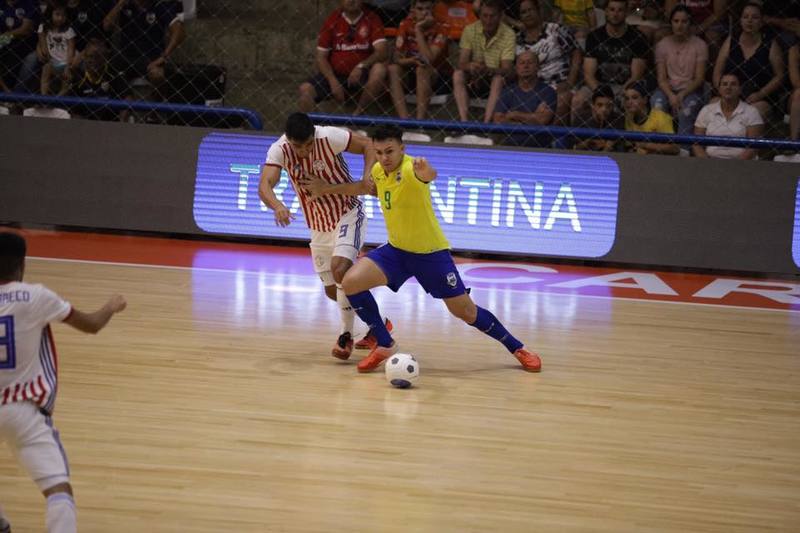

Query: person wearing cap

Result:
[623,81,680,155]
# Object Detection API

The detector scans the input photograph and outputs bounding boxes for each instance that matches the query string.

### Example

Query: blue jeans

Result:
[650,88,705,137]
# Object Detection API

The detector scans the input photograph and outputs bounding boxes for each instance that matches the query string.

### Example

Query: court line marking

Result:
[28,256,800,314]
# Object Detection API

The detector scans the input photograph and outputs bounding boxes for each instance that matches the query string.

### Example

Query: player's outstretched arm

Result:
[413,157,437,183]
[64,295,127,334]
[299,172,373,200]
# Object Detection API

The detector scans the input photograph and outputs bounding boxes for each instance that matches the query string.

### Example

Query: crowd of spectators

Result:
[298,0,800,157]
[0,0,185,120]
[2,0,800,158]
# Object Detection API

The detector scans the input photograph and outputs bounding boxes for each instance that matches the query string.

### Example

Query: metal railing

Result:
[0,93,264,130]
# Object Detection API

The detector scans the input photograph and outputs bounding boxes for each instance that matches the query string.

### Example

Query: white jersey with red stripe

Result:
[265,125,362,232]
[0,282,72,415]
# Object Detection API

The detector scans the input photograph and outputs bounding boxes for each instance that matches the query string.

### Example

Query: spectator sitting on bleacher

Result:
[492,49,557,145]
[434,0,477,41]
[516,0,581,125]
[664,0,728,47]
[693,72,763,159]
[453,0,515,122]
[298,0,388,115]
[62,38,130,121]
[572,84,625,151]
[38,2,75,96]
[651,5,708,137]
[0,0,37,91]
[626,0,663,43]
[571,0,649,126]
[712,1,783,121]
[623,80,679,155]
[102,0,185,90]
[15,0,110,93]
[388,0,450,119]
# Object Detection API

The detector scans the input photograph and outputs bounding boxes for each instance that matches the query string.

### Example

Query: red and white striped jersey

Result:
[0,282,72,415]
[265,126,362,232]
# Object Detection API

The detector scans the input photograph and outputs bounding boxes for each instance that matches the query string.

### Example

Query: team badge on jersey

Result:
[313,160,325,172]
[446,272,457,287]
[359,26,368,39]
[146,12,156,24]
[5,17,15,28]
[15,8,25,18]
[78,11,88,23]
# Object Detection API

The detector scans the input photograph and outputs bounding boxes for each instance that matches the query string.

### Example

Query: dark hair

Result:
[669,4,692,22]
[0,232,26,281]
[371,124,404,143]
[284,112,315,142]
[592,85,615,102]
[479,0,501,12]
[741,1,762,15]
[627,80,649,99]
[43,1,69,31]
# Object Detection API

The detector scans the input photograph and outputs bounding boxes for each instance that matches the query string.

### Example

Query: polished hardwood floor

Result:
[1,231,798,532]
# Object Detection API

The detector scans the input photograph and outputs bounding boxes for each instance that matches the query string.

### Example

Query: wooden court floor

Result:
[1,230,798,532]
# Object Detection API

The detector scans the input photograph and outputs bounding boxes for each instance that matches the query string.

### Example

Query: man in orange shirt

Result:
[389,0,451,119]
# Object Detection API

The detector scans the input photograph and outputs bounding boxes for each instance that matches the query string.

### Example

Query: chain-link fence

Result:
[1,0,798,156]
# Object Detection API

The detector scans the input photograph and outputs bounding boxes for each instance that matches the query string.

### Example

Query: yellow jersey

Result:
[371,155,450,254]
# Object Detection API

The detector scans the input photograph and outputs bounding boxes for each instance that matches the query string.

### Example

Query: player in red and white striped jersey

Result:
[0,232,126,533]
[258,112,389,360]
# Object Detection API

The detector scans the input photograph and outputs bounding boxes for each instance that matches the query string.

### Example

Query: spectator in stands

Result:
[434,0,477,41]
[571,0,649,126]
[572,84,625,150]
[789,43,800,140]
[693,72,763,159]
[38,2,75,95]
[623,80,679,154]
[298,0,388,115]
[453,0,515,122]
[551,0,596,43]
[664,0,728,50]
[516,0,580,124]
[389,0,450,119]
[652,5,708,136]
[0,0,37,90]
[492,49,557,145]
[103,0,185,89]
[15,0,108,93]
[62,38,130,121]
[712,1,783,121]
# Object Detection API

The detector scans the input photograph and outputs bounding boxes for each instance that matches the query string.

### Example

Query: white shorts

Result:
[309,204,367,286]
[0,401,70,491]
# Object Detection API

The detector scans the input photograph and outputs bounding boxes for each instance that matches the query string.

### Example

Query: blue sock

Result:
[347,291,394,347]
[470,306,523,353]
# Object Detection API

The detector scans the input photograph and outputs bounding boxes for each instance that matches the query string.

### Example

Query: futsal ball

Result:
[385,353,420,389]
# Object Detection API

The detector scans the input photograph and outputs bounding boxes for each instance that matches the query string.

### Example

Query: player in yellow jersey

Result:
[301,125,541,373]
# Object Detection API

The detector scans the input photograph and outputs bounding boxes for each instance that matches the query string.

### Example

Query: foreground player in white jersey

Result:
[0,232,126,533]
[258,112,392,360]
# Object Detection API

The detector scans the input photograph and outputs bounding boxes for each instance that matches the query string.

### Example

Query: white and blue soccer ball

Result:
[385,353,420,389]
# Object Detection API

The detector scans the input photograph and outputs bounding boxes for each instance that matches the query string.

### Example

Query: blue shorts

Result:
[367,243,466,299]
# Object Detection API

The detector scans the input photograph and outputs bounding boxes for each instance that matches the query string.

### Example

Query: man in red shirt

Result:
[388,0,450,119]
[299,0,390,115]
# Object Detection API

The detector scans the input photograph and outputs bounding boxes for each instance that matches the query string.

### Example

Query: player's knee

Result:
[332,264,349,284]
[42,482,72,498]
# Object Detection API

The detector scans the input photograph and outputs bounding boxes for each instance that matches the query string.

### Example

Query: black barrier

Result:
[0,116,797,275]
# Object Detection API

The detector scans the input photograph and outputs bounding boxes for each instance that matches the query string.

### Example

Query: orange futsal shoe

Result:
[513,347,542,372]
[357,343,399,373]
[331,332,354,360]
[354,318,394,350]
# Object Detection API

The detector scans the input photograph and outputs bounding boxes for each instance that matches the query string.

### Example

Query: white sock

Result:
[46,493,76,533]
[336,284,355,335]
